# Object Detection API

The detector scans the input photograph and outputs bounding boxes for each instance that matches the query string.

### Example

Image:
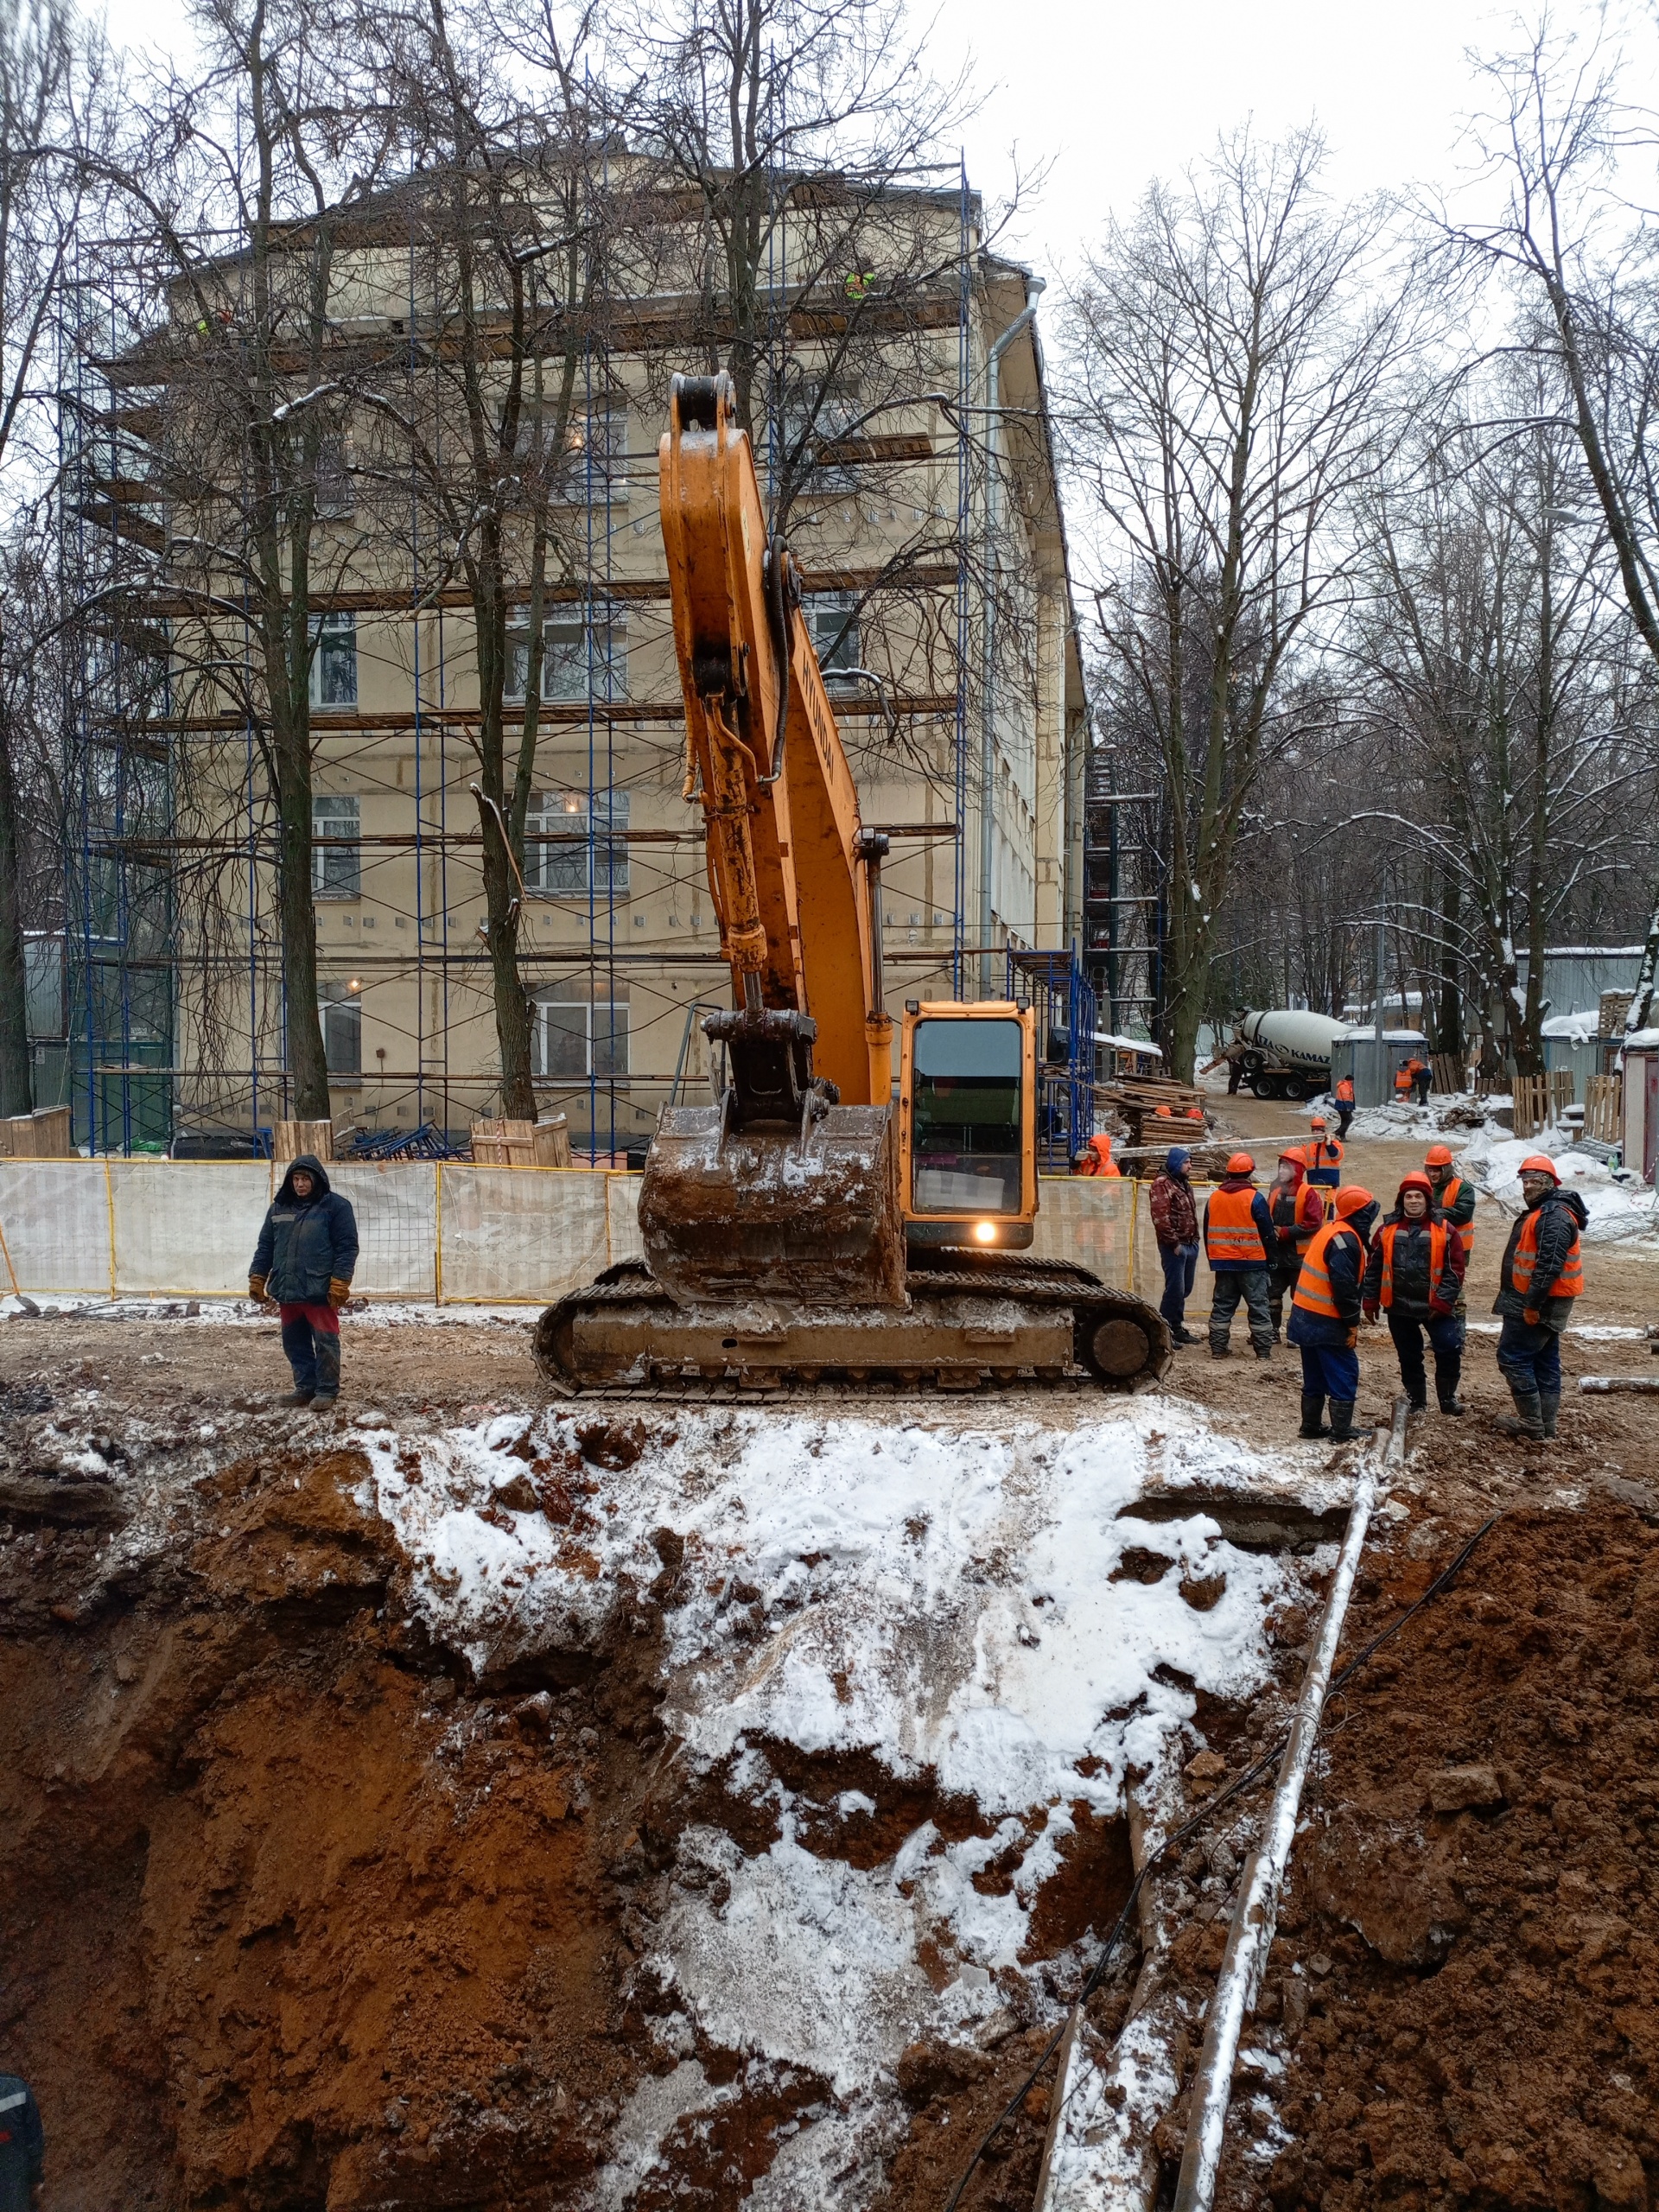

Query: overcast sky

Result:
[88,0,1659,283]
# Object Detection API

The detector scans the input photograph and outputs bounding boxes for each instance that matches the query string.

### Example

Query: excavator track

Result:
[531,1255,1173,1398]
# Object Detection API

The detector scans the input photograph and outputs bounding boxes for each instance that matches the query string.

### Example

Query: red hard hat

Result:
[1520,1154,1560,1180]
[1226,1152,1255,1175]
[1397,1171,1434,1199]
[1335,1185,1375,1218]
[1425,1143,1453,1166]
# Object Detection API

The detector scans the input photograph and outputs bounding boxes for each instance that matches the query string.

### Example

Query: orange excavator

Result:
[532,374,1170,1394]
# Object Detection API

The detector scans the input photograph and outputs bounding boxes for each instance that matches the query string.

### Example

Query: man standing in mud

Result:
[0,2074,42,2209]
[250,1154,359,1408]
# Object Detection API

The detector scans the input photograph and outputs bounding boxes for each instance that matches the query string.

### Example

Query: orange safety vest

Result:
[1302,1136,1344,1182]
[1088,1134,1122,1179]
[1393,1065,1414,1094]
[1336,1077,1354,1103]
[1440,1175,1474,1257]
[1205,1185,1268,1266]
[1271,1184,1319,1255]
[1375,1218,1451,1311]
[1293,1218,1363,1319]
[1512,1205,1583,1300]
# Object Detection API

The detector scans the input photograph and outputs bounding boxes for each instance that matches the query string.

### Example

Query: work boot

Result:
[280,1388,315,1408]
[1493,1387,1545,1440]
[1438,1393,1465,1417]
[1408,1391,1428,1414]
[1299,1393,1330,1440]
[1540,1389,1561,1440]
[1329,1401,1374,1443]
[1255,1345,1274,1363]
[1173,1326,1200,1347]
[1210,1340,1231,1359]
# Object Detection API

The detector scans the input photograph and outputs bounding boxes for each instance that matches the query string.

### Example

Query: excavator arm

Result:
[658,372,892,1116]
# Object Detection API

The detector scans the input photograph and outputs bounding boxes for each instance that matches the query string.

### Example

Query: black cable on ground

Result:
[941,1511,1504,2212]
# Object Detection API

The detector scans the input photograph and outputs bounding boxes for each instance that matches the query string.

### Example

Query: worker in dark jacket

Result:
[1288,1185,1377,1442]
[1492,1154,1587,1441]
[0,2074,43,2210]
[1204,1153,1276,1360]
[250,1154,359,1408]
[1425,1142,1475,1268]
[1149,1146,1200,1344]
[1361,1171,1467,1415]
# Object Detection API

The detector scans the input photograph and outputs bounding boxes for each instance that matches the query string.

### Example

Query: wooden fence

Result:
[1585,1072,1624,1145]
[1511,1071,1577,1140]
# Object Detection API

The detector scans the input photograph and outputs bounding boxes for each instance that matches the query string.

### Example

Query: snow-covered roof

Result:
[1541,1009,1603,1041]
[1624,1029,1659,1052]
[1094,1032,1161,1057]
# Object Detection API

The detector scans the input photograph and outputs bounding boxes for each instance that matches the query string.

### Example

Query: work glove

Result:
[327,1277,352,1310]
[249,1274,269,1305]
[1522,1307,1540,1327]
[1344,1326,1358,1349]
[1362,1301,1379,1324]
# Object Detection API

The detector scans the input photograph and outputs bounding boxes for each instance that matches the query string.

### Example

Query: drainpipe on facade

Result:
[979,274,1046,1001]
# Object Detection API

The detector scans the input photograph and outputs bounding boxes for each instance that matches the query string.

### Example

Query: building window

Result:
[555,402,629,503]
[308,611,357,707]
[315,433,353,518]
[531,996,630,1079]
[312,794,360,898]
[506,613,627,703]
[804,591,861,677]
[524,788,630,897]
[318,980,361,1074]
[782,378,861,489]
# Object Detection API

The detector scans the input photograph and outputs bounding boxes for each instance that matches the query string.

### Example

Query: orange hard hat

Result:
[1335,1185,1375,1218]
[1425,1143,1453,1166]
[1226,1152,1255,1175]
[1154,1103,1173,1116]
[1520,1154,1560,1180]
[1309,1116,1327,1129]
[1397,1171,1434,1198]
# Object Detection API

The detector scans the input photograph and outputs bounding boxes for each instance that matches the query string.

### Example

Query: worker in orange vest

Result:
[1287,1185,1379,1441]
[1071,1132,1122,1178]
[1424,1143,1474,1261]
[1392,1057,1416,1101]
[1360,1171,1467,1415]
[1492,1154,1586,1440]
[1267,1149,1325,1342]
[1333,1073,1356,1141]
[1300,1116,1344,1206]
[1203,1153,1276,1359]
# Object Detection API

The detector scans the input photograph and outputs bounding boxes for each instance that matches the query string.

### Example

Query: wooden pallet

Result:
[470,1114,573,1168]
[0,1106,73,1158]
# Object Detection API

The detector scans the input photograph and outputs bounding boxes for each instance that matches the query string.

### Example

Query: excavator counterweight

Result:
[531,373,1171,1397]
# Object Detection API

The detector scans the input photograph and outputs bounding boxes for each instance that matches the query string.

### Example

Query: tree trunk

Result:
[275,719,329,1118]
[0,705,33,1118]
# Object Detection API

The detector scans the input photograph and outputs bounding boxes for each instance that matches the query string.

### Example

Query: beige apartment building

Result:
[83,174,1087,1156]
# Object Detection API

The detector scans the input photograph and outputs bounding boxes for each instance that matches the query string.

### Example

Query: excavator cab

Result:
[899,1002,1036,1251]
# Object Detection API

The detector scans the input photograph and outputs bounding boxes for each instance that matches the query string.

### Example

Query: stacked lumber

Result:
[0,1106,73,1158]
[470,1114,572,1168]
[1111,1140,1237,1181]
[1096,1075,1210,1148]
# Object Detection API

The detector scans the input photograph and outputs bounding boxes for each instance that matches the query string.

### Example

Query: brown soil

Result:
[1215,1494,1659,2212]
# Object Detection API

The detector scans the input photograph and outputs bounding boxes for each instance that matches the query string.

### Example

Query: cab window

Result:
[911,1018,1023,1214]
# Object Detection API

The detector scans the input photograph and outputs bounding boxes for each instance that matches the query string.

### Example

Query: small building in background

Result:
[1622,1033,1659,1184]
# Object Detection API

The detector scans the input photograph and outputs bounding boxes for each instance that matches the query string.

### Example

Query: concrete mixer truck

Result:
[1209,1011,1351,1101]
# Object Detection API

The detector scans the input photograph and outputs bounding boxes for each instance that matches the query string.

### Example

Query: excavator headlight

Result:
[972,1220,997,1245]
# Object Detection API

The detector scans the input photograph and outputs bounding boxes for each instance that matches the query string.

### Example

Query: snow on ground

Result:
[1458,1129,1659,1245]
[0,1294,532,1326]
[1316,1093,1504,1144]
[355,1401,1337,2205]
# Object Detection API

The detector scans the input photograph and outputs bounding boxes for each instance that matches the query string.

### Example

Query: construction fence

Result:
[0,1161,1173,1308]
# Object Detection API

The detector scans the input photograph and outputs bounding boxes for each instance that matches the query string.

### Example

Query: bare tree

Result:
[1066,128,1418,1081]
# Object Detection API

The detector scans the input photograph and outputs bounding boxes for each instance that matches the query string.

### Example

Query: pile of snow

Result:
[357,1402,1336,2202]
[1308,1093,1507,1144]
[1459,1130,1659,1244]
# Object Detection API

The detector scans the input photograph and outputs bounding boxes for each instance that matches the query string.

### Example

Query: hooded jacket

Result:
[1148,1157,1198,1248]
[1494,1186,1589,1330]
[1360,1180,1466,1319]
[251,1155,359,1305]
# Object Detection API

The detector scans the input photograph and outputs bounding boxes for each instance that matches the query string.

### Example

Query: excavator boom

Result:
[532,373,1171,1396]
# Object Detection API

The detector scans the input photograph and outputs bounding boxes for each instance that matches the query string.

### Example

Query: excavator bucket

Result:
[638,1103,907,1311]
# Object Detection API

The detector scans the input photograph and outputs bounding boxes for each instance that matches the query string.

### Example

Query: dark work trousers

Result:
[1414,1071,1432,1105]
[1268,1259,1302,1340]
[1335,1106,1354,1141]
[279,1301,341,1396]
[1209,1268,1273,1353]
[1159,1243,1198,1333]
[1387,1311,1464,1405]
[1496,1315,1562,1396]
[1299,1341,1359,1402]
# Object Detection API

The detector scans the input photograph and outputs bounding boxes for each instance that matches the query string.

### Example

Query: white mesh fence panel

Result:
[1030,1177,1136,1291]
[109,1162,272,1295]
[607,1173,645,1268]
[325,1163,439,1298]
[0,1161,114,1295]
[436,1166,613,1304]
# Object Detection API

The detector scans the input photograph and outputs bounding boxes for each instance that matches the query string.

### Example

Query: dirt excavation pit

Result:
[5,1314,1659,2211]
